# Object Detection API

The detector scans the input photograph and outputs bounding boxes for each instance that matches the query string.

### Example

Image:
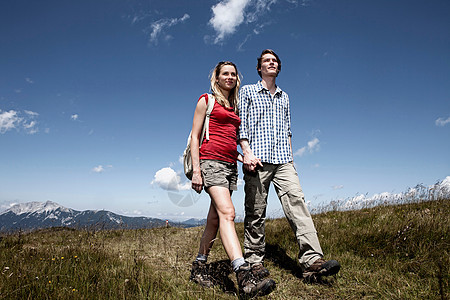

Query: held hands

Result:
[191,171,203,194]
[243,152,263,172]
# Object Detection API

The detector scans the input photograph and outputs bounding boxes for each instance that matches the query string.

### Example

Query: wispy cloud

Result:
[71,114,79,121]
[25,78,34,84]
[92,165,112,173]
[332,185,344,190]
[294,137,320,156]
[246,0,277,23]
[146,14,190,45]
[23,121,38,134]
[24,110,39,117]
[435,116,450,127]
[0,109,39,134]
[151,167,190,191]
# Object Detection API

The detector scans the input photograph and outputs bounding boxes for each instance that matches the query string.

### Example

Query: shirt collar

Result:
[256,80,283,96]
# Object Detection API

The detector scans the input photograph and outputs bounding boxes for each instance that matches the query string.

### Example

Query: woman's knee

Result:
[220,206,236,222]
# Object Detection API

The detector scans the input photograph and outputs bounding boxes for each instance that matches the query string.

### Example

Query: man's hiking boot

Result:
[302,258,341,281]
[236,263,276,299]
[251,263,270,278]
[190,260,214,288]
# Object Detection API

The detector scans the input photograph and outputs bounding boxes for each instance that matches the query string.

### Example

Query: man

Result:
[238,49,340,281]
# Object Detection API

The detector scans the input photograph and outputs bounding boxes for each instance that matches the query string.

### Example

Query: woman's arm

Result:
[190,96,207,193]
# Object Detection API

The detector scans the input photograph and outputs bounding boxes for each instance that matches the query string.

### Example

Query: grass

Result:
[0,198,448,299]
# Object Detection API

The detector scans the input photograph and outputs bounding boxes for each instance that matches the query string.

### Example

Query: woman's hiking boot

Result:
[236,263,276,299]
[189,260,214,287]
[302,258,341,281]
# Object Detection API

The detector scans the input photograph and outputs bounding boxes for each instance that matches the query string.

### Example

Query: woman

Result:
[189,61,276,298]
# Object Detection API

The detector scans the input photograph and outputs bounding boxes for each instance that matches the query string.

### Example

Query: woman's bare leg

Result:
[207,186,243,261]
[197,202,219,255]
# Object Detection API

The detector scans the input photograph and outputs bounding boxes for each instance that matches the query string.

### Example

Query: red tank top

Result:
[199,95,241,164]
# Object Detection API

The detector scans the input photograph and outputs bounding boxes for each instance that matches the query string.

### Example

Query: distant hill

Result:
[0,201,205,232]
[1,199,447,299]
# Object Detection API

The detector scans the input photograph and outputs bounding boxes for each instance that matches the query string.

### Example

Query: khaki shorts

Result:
[200,159,238,191]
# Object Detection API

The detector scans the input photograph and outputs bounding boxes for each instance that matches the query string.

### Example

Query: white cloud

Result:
[92,165,104,173]
[208,0,302,44]
[0,109,39,134]
[24,110,39,117]
[246,0,276,23]
[92,165,112,173]
[71,114,79,121]
[209,0,251,43]
[294,137,320,156]
[147,14,190,45]
[25,78,34,84]
[0,110,22,133]
[23,121,38,134]
[151,167,190,191]
[332,185,344,190]
[435,116,450,127]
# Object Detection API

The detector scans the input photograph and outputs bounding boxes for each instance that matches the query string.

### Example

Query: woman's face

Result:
[216,65,237,92]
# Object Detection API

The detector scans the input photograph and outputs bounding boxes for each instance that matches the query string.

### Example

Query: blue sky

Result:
[1,0,449,221]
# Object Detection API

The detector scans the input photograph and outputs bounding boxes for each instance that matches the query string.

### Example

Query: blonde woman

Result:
[189,61,276,298]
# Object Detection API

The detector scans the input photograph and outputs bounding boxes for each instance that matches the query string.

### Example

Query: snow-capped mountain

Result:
[0,201,203,232]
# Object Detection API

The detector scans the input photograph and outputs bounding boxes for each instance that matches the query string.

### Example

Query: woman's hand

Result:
[191,171,203,194]
[243,152,263,172]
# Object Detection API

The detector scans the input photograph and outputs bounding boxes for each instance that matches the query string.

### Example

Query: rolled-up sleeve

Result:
[286,94,292,137]
[238,86,249,141]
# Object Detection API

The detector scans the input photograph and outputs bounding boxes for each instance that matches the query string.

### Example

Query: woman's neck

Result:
[221,88,230,100]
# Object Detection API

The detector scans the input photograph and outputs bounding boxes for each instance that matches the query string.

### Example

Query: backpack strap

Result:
[199,94,215,143]
[204,94,215,141]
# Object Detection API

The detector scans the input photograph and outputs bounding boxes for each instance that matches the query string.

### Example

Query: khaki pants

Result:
[243,162,323,270]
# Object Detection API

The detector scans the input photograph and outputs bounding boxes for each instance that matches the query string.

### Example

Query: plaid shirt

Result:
[238,81,293,164]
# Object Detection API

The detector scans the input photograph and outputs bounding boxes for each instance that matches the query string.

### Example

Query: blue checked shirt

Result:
[238,81,293,164]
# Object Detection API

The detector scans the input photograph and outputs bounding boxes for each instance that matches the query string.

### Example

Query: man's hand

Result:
[240,139,263,172]
[243,152,263,172]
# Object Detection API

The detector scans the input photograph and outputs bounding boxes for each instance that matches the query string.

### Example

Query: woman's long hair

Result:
[210,61,240,114]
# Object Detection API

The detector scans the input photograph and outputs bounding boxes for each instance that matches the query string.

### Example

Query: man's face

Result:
[258,53,279,78]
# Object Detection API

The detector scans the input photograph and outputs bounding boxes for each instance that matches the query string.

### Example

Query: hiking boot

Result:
[302,258,341,281]
[236,263,276,299]
[190,260,214,287]
[251,263,270,278]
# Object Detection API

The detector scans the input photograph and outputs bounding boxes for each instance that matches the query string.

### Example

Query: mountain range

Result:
[0,201,206,232]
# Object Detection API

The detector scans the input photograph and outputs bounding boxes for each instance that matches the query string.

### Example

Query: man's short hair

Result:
[257,49,281,78]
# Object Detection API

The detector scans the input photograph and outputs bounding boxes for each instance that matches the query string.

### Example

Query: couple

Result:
[189,49,340,298]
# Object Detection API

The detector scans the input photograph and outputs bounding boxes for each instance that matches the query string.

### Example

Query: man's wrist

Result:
[243,148,253,156]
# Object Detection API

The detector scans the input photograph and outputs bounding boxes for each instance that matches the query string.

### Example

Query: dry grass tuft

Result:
[1,198,448,299]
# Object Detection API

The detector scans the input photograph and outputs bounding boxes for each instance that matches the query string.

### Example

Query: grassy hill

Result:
[0,199,448,299]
